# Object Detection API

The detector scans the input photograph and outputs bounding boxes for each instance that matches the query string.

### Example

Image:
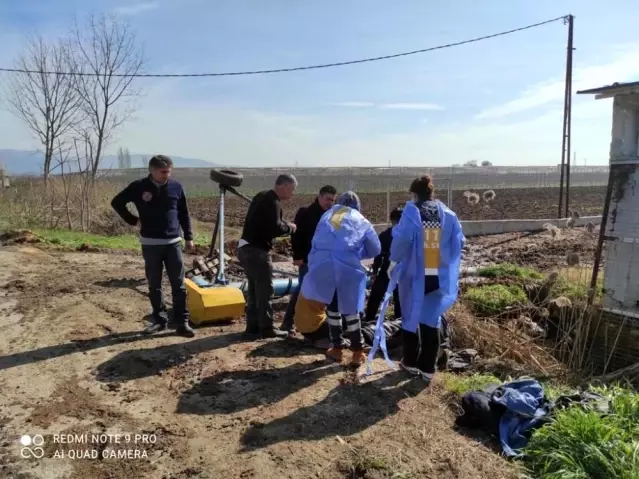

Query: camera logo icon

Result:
[20,434,45,459]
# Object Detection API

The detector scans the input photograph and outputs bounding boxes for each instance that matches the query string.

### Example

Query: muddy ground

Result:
[189,186,605,227]
[0,243,524,479]
[0,223,596,479]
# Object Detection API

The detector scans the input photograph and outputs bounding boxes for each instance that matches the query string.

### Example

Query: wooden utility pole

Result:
[558,14,574,218]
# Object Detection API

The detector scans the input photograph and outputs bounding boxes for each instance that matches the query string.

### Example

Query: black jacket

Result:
[371,226,393,277]
[291,199,325,263]
[111,176,193,241]
[241,189,292,251]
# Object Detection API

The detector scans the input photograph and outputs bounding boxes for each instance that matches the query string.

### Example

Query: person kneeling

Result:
[300,191,381,367]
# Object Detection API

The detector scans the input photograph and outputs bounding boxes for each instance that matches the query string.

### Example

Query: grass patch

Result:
[464,284,528,317]
[30,228,210,251]
[524,387,639,478]
[478,263,544,281]
[440,373,501,395]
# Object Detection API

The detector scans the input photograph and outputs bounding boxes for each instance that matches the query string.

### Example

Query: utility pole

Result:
[558,14,574,218]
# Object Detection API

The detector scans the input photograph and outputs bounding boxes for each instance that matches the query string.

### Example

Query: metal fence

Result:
[110,165,609,196]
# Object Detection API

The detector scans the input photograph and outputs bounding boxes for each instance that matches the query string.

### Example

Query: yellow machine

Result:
[185,279,246,325]
[185,169,299,326]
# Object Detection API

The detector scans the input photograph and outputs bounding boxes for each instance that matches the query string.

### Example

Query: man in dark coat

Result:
[280,185,337,333]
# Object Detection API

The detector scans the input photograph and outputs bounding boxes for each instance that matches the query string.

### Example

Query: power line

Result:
[0,15,569,78]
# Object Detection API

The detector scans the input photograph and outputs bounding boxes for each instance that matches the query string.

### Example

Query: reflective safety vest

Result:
[423,224,441,275]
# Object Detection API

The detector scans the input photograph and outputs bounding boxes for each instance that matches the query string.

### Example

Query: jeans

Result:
[141,243,188,325]
[281,263,309,331]
[237,245,275,334]
[365,272,402,322]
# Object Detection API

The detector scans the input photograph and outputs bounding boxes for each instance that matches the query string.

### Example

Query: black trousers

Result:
[365,273,401,322]
[402,324,441,374]
[237,245,275,334]
[142,243,188,325]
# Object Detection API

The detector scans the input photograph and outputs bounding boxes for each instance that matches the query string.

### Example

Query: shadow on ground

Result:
[94,332,243,383]
[246,339,325,359]
[176,360,340,415]
[238,369,425,450]
[0,330,175,371]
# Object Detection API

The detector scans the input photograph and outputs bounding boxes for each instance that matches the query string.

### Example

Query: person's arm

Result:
[270,196,292,238]
[371,230,386,275]
[291,207,305,261]
[110,182,139,226]
[362,224,382,260]
[177,187,194,242]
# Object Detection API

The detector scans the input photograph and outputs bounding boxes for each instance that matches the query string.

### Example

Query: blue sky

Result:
[1,0,639,167]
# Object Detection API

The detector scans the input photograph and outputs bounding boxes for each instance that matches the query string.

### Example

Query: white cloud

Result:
[332,101,445,111]
[476,47,639,120]
[114,2,159,16]
[380,103,444,111]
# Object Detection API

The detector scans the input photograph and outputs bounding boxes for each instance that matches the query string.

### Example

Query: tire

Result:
[210,168,243,187]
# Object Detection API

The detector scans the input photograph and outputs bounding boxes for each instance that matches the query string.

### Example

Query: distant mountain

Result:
[0,149,219,175]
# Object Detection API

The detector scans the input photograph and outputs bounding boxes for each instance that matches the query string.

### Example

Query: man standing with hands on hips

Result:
[111,155,196,338]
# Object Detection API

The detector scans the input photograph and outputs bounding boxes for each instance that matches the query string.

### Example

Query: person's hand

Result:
[185,240,196,254]
[288,222,297,233]
[293,259,304,267]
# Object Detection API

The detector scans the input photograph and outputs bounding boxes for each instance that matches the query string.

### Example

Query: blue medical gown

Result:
[390,200,465,331]
[301,205,381,315]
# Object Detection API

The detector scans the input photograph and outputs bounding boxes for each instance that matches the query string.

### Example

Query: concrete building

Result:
[578,81,639,318]
[578,81,639,370]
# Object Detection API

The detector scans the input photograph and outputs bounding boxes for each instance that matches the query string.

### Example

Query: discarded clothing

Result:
[390,200,465,331]
[446,349,479,372]
[456,378,610,458]
[301,203,381,315]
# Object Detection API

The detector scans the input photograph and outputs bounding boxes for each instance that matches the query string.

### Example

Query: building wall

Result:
[602,95,639,317]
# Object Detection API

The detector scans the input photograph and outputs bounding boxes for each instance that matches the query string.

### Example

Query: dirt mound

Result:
[0,229,41,245]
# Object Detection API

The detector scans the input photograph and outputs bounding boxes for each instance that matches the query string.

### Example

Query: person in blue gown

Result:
[301,191,381,367]
[388,175,465,383]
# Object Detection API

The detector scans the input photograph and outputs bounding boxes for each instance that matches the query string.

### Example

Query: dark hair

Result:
[149,155,173,169]
[390,206,403,223]
[319,185,337,196]
[409,175,435,201]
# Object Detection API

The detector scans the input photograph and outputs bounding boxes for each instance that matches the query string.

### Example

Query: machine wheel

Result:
[210,168,243,187]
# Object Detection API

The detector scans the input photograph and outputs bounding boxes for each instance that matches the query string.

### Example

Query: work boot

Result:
[142,322,167,335]
[399,358,421,376]
[176,323,195,338]
[350,349,366,367]
[326,347,344,363]
[260,328,288,339]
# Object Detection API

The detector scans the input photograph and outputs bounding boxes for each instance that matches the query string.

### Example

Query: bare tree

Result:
[117,146,132,169]
[71,14,145,180]
[4,35,81,183]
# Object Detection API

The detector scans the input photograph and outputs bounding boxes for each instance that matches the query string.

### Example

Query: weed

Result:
[477,263,544,281]
[440,373,501,395]
[464,284,528,317]
[525,387,639,478]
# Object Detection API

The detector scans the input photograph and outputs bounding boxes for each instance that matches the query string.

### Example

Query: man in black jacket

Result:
[280,185,337,333]
[365,206,403,323]
[111,155,196,338]
[238,174,298,339]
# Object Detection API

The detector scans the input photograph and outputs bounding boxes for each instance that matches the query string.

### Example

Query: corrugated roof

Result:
[577,80,639,95]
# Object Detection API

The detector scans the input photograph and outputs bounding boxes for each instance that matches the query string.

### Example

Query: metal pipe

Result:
[216,186,227,284]
[588,165,614,306]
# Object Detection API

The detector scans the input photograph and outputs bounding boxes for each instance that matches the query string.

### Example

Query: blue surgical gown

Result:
[301,205,381,315]
[390,200,465,332]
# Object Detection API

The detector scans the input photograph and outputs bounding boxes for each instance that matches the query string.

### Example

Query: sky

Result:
[0,0,638,167]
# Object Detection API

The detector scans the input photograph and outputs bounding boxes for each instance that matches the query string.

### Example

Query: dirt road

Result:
[0,245,515,479]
